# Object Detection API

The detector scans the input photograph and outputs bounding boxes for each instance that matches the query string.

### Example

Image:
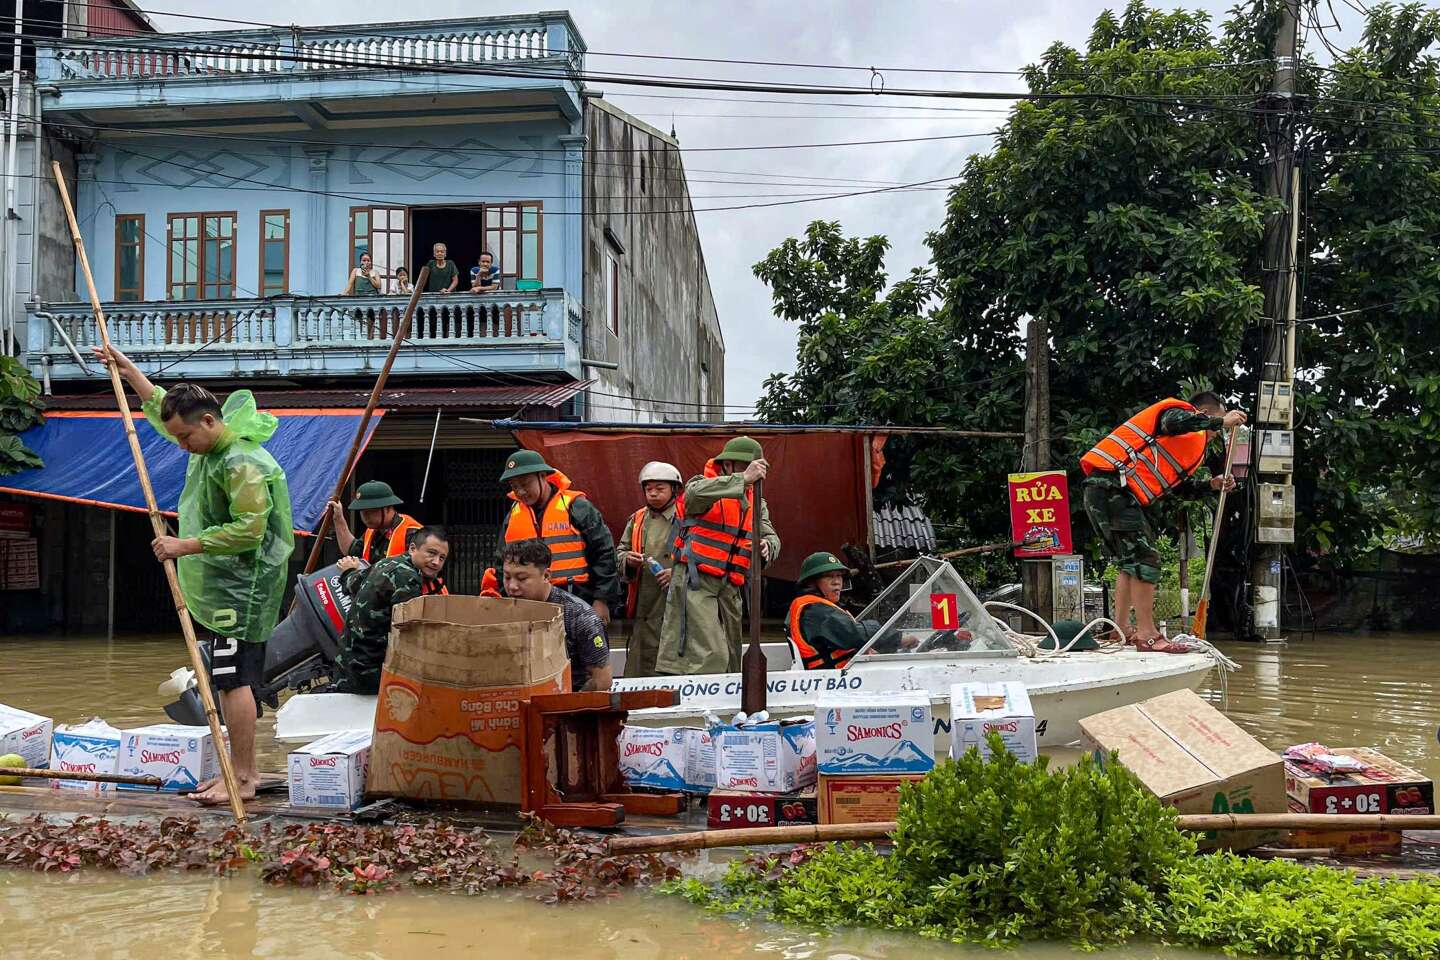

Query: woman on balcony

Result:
[344,253,383,296]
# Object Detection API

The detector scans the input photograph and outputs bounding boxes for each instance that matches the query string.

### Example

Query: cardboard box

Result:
[950,682,1037,763]
[618,726,714,793]
[0,703,53,770]
[1286,799,1402,855]
[50,719,122,795]
[816,692,935,774]
[707,788,817,829]
[1079,689,1286,851]
[117,724,223,792]
[367,595,570,807]
[818,773,925,824]
[288,730,371,810]
[712,719,816,794]
[1285,747,1434,816]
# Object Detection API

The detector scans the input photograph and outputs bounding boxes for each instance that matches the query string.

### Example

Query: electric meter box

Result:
[1258,381,1294,427]
[1256,430,1294,474]
[1256,483,1295,544]
[1050,555,1085,624]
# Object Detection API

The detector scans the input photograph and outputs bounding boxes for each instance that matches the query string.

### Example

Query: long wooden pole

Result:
[741,476,767,714]
[51,161,247,826]
[1193,425,1239,640]
[607,812,1440,856]
[0,767,164,788]
[297,267,429,576]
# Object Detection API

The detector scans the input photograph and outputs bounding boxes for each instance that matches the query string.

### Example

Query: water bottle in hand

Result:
[645,555,665,577]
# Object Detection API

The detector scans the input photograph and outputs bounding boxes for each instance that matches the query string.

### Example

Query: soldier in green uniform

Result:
[334,526,450,694]
[617,461,682,678]
[654,437,780,677]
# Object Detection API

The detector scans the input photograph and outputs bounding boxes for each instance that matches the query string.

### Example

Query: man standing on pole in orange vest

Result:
[1080,391,1246,652]
[617,461,682,678]
[327,481,421,566]
[654,436,780,677]
[495,450,619,625]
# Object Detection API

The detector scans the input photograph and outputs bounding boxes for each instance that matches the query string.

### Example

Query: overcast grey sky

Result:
[147,1,1365,412]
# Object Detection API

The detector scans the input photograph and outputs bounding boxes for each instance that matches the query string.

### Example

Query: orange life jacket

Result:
[479,567,501,598]
[359,513,421,565]
[1080,398,1209,507]
[421,576,448,597]
[504,471,590,587]
[673,460,754,588]
[787,594,858,670]
[624,506,671,619]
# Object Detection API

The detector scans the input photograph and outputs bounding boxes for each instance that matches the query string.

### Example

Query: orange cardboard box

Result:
[817,773,925,825]
[1079,689,1286,851]
[367,595,569,807]
[1285,799,1402,855]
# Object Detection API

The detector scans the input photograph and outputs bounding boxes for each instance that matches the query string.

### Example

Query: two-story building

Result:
[1,12,724,633]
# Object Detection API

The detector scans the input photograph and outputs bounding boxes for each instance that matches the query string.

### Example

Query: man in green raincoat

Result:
[95,346,293,806]
[654,437,780,676]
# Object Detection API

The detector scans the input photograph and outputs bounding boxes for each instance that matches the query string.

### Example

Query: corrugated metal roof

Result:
[873,504,937,551]
[43,382,591,412]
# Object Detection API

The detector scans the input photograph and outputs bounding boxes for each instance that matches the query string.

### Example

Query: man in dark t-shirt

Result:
[501,538,613,691]
[424,242,459,293]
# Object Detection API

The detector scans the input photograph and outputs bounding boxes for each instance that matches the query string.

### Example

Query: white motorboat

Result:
[274,558,1224,751]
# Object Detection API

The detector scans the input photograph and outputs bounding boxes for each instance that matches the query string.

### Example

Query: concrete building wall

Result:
[581,97,724,423]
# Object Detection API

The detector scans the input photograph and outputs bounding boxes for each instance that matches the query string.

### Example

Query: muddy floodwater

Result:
[1,632,1437,959]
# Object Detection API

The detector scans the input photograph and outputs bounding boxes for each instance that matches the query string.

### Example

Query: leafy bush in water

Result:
[1168,853,1440,960]
[0,357,44,475]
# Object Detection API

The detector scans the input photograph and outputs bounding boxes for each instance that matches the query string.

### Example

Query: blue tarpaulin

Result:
[0,409,383,534]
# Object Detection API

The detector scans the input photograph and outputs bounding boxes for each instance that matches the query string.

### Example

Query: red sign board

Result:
[930,593,960,630]
[1007,471,1073,557]
[0,501,32,539]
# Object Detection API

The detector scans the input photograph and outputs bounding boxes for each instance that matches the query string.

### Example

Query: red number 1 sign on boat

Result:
[1007,471,1073,558]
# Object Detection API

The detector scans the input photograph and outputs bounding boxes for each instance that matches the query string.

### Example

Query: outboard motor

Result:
[162,561,364,725]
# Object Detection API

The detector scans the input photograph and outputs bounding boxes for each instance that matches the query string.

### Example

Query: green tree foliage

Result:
[0,357,44,476]
[755,1,1440,563]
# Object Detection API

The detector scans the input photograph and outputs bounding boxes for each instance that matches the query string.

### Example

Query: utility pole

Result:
[1021,314,1052,620]
[1248,0,1301,642]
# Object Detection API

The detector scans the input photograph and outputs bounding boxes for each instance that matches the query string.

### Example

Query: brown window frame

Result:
[166,211,237,301]
[258,209,290,297]
[115,214,145,301]
[350,205,408,292]
[348,205,371,277]
[481,201,543,286]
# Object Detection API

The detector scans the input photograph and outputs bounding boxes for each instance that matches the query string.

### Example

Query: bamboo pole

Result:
[297,267,429,577]
[51,161,247,826]
[1193,425,1239,640]
[869,541,1013,572]
[0,767,165,788]
[606,813,1440,856]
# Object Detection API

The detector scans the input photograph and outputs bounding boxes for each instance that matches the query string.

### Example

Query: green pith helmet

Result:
[349,480,403,511]
[499,449,554,481]
[1038,619,1101,652]
[798,551,848,585]
[715,435,763,464]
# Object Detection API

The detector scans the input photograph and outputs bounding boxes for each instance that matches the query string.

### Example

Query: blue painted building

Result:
[1,12,725,633]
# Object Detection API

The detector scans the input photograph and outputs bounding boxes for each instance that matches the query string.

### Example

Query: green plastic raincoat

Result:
[143,387,294,644]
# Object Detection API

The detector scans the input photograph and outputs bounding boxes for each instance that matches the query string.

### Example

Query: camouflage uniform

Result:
[1082,407,1222,584]
[337,555,439,694]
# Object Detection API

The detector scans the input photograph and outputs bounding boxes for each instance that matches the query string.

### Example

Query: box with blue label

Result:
[712,718,816,794]
[815,692,935,774]
[617,725,715,793]
[117,724,224,793]
[288,729,371,809]
[49,718,122,795]
[950,682,1037,763]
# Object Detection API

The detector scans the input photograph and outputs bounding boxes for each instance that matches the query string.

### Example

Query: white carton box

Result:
[0,703,53,770]
[50,719,123,795]
[288,729,371,810]
[712,719,816,794]
[117,724,223,792]
[950,682,1038,763]
[617,726,716,793]
[816,691,935,774]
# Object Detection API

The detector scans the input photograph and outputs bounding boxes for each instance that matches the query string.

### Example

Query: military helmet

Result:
[714,435,763,463]
[798,551,849,584]
[499,449,554,481]
[348,480,403,511]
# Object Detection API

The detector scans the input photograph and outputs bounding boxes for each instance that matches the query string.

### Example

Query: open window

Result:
[406,203,542,291]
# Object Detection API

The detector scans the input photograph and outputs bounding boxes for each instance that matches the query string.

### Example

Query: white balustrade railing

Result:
[294,294,552,344]
[47,18,572,82]
[35,300,277,351]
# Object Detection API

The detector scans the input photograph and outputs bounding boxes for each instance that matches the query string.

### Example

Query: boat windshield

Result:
[851,557,1015,659]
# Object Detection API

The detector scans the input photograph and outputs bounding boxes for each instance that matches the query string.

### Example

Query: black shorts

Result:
[210,636,265,692]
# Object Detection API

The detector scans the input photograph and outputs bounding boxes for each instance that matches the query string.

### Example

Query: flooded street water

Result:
[1,631,1436,959]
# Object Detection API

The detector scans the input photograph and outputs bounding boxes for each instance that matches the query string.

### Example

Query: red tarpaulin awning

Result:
[506,423,885,581]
